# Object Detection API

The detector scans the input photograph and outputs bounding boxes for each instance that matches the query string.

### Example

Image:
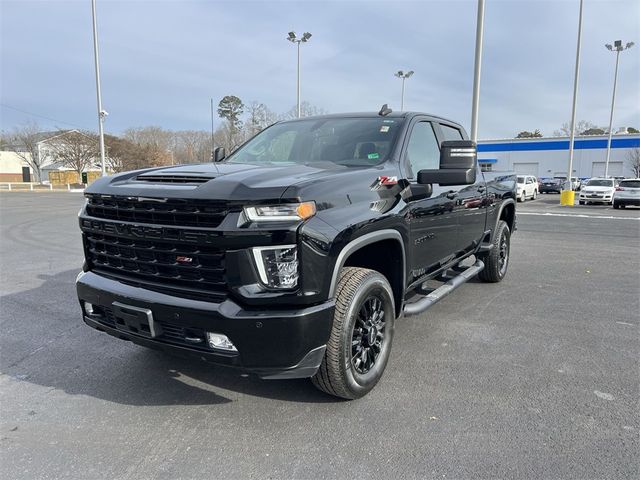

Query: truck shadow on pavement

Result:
[1,269,339,406]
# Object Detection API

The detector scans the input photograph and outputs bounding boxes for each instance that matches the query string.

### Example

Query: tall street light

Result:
[286,31,312,118]
[394,70,414,111]
[604,40,634,178]
[91,0,107,177]
[470,0,485,143]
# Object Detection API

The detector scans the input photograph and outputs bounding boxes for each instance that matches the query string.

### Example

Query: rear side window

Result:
[405,122,440,177]
[620,180,640,188]
[440,124,463,141]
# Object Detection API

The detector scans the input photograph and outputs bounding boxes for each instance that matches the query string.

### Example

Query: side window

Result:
[405,122,440,177]
[440,124,464,142]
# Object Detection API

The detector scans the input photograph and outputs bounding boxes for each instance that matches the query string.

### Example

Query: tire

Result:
[613,202,619,209]
[519,192,526,202]
[579,200,585,205]
[311,267,396,399]
[532,190,537,200]
[478,220,510,283]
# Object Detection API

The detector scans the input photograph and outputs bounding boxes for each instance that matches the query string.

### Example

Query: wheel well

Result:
[343,239,404,317]
[500,202,516,232]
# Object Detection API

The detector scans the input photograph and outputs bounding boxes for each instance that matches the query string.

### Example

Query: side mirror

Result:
[213,147,226,162]
[417,140,477,186]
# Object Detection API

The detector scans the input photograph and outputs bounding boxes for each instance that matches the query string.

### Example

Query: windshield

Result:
[517,176,525,184]
[620,180,640,188]
[226,117,403,168]
[587,179,614,187]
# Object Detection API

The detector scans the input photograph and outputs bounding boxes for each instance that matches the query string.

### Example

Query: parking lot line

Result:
[518,211,640,221]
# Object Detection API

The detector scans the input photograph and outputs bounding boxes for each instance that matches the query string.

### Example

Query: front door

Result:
[402,120,458,281]
[22,167,31,182]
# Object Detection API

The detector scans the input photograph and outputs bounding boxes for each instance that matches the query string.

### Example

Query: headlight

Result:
[252,245,299,289]
[244,202,316,222]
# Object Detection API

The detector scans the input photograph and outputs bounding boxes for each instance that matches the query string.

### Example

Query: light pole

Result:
[91,0,107,176]
[394,70,414,111]
[286,31,312,118]
[564,0,584,197]
[470,0,485,143]
[604,40,634,178]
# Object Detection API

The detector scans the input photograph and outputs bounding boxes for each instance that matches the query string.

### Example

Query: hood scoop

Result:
[136,173,215,184]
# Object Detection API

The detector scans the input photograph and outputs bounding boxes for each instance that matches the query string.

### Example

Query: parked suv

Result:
[540,178,563,194]
[516,175,538,201]
[579,178,616,205]
[76,111,517,399]
[613,179,640,208]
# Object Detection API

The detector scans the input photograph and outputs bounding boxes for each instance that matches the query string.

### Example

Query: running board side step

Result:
[403,260,484,317]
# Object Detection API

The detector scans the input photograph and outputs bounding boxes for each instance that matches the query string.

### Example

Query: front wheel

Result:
[613,202,620,209]
[312,267,396,399]
[478,220,511,283]
[532,190,537,200]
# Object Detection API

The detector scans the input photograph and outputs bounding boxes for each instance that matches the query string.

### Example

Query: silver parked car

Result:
[613,179,640,209]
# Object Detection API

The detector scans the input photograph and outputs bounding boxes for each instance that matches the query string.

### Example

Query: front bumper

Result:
[77,272,334,379]
[579,193,613,203]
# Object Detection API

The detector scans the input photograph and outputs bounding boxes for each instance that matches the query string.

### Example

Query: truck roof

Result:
[280,111,463,127]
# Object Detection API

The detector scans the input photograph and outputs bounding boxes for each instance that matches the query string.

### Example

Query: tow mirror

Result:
[417,140,477,186]
[213,147,226,162]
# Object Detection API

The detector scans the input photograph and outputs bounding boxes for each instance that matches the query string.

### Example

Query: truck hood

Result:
[85,162,386,203]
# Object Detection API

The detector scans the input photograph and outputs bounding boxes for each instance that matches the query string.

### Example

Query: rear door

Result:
[401,120,458,279]
[435,123,487,255]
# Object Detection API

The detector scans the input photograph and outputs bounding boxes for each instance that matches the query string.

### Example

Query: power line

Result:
[0,103,85,129]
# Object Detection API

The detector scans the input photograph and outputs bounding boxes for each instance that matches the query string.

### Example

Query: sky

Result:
[1,0,639,140]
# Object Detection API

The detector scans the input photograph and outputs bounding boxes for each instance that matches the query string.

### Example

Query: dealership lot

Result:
[1,192,638,479]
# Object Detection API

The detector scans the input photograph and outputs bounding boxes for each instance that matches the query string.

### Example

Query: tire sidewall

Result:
[339,274,395,397]
[495,221,511,280]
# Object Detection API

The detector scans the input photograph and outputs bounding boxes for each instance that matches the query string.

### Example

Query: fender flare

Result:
[328,229,406,299]
[493,199,516,239]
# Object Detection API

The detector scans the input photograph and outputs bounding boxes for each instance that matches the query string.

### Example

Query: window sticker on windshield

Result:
[368,153,380,159]
[380,126,390,133]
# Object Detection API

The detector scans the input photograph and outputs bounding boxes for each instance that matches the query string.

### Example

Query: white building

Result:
[477,133,640,179]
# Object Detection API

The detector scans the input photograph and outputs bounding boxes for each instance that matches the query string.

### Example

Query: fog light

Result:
[206,332,237,352]
[84,302,94,315]
[252,245,299,289]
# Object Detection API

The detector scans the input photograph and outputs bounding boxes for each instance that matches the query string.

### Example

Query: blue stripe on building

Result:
[478,137,640,153]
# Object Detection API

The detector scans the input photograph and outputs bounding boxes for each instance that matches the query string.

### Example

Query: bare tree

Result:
[9,121,46,182]
[246,102,278,137]
[48,130,98,179]
[627,147,640,178]
[174,130,211,164]
[280,101,327,120]
[553,120,600,137]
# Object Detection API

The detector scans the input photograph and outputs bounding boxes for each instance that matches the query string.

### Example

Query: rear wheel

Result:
[311,267,395,399]
[478,220,510,283]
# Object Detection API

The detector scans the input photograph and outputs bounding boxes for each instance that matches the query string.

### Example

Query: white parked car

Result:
[516,175,539,202]
[578,178,616,205]
[613,179,640,209]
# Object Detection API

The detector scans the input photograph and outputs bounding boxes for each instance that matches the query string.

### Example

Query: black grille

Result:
[83,230,227,301]
[96,307,209,350]
[85,194,228,228]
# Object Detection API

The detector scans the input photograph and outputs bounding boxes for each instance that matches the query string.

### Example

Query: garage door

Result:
[513,163,539,176]
[591,162,623,177]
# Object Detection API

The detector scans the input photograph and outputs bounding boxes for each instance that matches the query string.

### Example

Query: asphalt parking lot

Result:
[1,192,638,480]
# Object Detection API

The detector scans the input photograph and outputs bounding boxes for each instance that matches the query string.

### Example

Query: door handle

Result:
[477,185,486,193]
[446,191,458,200]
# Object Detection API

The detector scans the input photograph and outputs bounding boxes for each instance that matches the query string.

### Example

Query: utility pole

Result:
[394,70,414,111]
[91,0,107,176]
[604,40,634,177]
[286,31,312,118]
[565,0,584,197]
[470,0,485,143]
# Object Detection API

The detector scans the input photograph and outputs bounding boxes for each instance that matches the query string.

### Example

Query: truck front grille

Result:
[83,230,227,302]
[85,194,228,228]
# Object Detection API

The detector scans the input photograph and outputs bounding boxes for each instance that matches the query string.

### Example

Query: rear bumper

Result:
[614,197,640,206]
[77,272,334,379]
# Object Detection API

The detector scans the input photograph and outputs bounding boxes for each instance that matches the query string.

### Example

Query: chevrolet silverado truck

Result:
[77,110,517,399]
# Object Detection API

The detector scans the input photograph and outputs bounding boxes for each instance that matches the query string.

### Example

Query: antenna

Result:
[378,104,392,116]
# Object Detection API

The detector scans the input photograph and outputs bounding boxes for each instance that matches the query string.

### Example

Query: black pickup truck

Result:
[77,111,516,399]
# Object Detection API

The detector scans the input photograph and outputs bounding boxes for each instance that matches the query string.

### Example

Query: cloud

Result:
[1,0,638,139]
